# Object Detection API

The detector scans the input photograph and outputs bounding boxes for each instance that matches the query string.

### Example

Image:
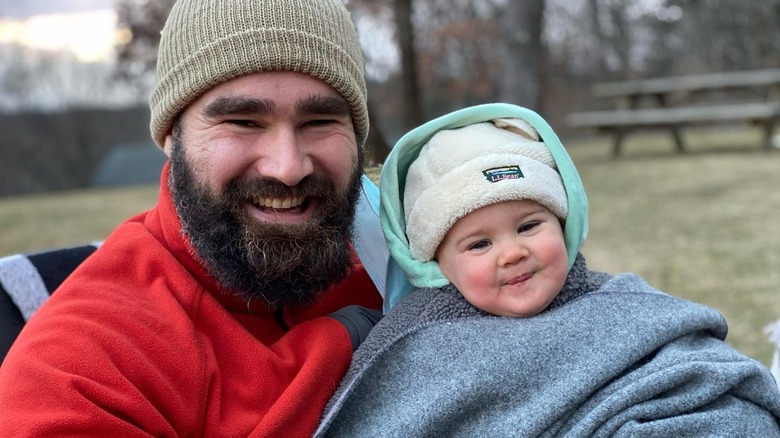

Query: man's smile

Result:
[247,195,316,223]
[252,195,304,210]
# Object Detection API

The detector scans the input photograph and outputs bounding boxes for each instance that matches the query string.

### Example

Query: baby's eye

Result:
[518,221,541,234]
[467,240,491,251]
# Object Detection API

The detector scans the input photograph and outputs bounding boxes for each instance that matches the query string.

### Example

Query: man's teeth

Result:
[254,196,304,209]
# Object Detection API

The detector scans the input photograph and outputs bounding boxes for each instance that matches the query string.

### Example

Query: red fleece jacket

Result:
[0,164,382,437]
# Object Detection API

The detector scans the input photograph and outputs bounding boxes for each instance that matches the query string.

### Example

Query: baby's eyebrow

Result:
[455,231,489,248]
[203,97,274,118]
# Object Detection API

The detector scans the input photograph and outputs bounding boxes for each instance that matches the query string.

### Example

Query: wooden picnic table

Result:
[567,68,780,156]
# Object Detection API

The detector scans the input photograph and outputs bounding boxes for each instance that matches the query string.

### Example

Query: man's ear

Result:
[163,134,174,158]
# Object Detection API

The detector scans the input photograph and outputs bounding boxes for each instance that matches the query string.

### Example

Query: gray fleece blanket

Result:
[316,256,780,437]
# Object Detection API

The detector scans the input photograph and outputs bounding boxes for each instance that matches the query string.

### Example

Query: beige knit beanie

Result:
[149,0,369,148]
[404,118,568,261]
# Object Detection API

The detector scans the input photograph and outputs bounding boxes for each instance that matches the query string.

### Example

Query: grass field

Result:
[1,126,779,365]
[571,127,780,366]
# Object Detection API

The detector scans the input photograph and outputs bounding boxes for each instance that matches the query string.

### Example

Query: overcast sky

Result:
[0,0,114,19]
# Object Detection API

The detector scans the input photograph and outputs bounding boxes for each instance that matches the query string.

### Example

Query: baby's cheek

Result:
[459,263,497,297]
[544,241,570,291]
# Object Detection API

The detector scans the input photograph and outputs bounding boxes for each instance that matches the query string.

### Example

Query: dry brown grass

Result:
[568,127,780,365]
[0,185,158,254]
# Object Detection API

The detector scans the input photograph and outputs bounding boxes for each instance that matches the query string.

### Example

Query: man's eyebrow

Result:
[203,97,274,119]
[296,95,350,117]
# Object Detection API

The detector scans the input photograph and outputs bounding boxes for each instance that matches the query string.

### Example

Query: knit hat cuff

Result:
[149,28,369,147]
[406,154,568,261]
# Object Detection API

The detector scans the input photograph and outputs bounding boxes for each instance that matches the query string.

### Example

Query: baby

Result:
[403,116,571,317]
[315,103,780,437]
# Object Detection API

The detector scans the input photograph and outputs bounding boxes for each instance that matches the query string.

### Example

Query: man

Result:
[0,1,394,436]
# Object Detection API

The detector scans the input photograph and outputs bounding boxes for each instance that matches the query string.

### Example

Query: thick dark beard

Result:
[168,124,365,307]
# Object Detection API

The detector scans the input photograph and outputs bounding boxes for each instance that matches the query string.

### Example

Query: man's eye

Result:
[518,221,540,234]
[305,118,337,127]
[226,119,258,128]
[467,240,490,251]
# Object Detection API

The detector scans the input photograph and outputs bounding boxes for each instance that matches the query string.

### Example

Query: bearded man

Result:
[0,1,394,436]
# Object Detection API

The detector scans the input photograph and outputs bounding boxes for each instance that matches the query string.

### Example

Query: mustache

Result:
[223,174,333,202]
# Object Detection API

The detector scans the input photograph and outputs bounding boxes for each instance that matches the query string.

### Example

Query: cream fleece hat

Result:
[149,0,368,148]
[404,118,568,261]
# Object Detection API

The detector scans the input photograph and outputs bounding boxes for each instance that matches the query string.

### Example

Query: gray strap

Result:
[352,175,389,298]
[0,254,49,321]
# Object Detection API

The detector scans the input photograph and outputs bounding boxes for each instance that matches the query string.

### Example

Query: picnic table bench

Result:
[566,68,780,156]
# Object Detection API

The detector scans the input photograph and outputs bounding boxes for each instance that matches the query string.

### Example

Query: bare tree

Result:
[586,0,608,77]
[660,0,780,73]
[0,44,139,112]
[395,0,424,131]
[114,0,176,94]
[498,0,546,110]
[414,2,504,113]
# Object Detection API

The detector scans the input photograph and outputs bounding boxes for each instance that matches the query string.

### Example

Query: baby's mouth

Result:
[507,272,533,286]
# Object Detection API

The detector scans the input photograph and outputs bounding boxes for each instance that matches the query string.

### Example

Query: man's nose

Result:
[255,127,314,186]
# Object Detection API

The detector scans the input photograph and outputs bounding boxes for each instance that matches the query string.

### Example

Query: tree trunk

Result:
[365,103,391,166]
[395,0,423,131]
[498,0,546,111]
[587,0,608,77]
